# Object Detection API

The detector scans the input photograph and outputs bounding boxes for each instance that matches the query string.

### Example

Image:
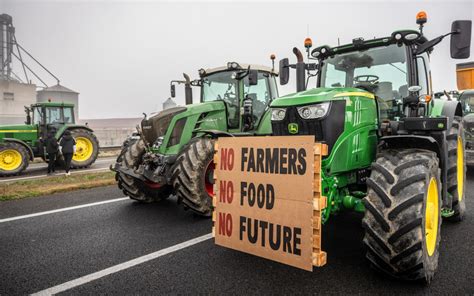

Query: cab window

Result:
[63,107,74,123]
[416,55,429,95]
[45,107,62,124]
[243,73,271,126]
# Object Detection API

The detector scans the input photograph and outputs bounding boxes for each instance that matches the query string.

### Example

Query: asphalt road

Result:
[0,157,116,183]
[1,173,473,294]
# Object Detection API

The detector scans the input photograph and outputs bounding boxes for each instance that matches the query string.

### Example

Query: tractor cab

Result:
[169,62,279,134]
[28,102,76,137]
[199,63,279,132]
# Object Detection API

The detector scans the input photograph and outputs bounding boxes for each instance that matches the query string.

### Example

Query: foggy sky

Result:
[3,0,473,119]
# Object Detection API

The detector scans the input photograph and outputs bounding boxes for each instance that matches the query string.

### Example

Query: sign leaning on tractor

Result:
[213,136,327,271]
[0,102,99,176]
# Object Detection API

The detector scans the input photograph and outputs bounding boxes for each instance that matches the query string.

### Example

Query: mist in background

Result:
[2,0,473,119]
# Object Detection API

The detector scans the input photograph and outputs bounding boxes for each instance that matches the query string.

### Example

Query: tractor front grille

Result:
[141,107,187,145]
[271,100,346,155]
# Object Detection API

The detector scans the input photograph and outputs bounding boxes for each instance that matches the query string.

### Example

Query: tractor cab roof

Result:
[311,30,425,61]
[30,102,75,108]
[203,63,278,77]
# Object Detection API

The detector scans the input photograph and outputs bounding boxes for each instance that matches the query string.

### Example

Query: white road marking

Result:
[0,197,128,223]
[32,233,213,296]
[0,167,111,183]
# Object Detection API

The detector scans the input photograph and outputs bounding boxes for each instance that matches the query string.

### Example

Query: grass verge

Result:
[0,171,116,201]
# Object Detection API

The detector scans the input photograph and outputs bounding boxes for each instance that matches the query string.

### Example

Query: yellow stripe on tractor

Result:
[0,130,37,133]
[334,92,375,99]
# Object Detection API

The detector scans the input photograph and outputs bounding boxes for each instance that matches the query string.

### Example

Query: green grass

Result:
[0,171,116,201]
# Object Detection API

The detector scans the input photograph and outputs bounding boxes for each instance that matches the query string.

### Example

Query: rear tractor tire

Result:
[171,137,215,217]
[70,129,99,169]
[445,117,466,222]
[362,149,441,283]
[0,142,29,176]
[115,137,172,203]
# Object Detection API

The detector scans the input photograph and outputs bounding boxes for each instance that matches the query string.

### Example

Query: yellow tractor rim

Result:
[73,137,94,162]
[425,177,439,257]
[457,136,464,202]
[0,149,22,171]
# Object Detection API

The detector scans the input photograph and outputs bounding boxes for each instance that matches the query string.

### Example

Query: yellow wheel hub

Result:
[457,136,464,202]
[425,177,439,257]
[73,137,94,162]
[0,149,22,171]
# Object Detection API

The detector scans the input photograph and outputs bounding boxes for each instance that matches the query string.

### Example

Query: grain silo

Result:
[37,84,79,120]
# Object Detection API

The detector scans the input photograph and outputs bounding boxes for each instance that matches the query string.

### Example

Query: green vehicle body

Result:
[152,100,273,157]
[270,36,464,223]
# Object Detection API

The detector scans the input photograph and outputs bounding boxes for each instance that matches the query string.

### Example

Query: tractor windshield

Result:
[461,92,474,114]
[320,44,409,101]
[202,71,239,127]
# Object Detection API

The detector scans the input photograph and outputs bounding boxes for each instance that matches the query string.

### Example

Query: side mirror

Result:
[24,107,31,125]
[248,69,258,86]
[279,58,289,85]
[451,20,472,59]
[170,84,176,98]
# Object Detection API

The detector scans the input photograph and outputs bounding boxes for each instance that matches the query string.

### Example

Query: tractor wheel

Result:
[362,149,441,283]
[171,137,214,217]
[70,129,99,168]
[115,137,172,202]
[445,117,466,222]
[0,142,29,176]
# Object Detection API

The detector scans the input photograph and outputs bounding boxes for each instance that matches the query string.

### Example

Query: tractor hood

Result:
[141,101,226,145]
[0,124,38,135]
[271,87,374,107]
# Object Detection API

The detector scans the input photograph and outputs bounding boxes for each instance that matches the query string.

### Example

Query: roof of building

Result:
[38,84,79,94]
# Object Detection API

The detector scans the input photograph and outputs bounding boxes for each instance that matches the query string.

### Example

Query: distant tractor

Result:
[112,63,278,215]
[0,102,99,176]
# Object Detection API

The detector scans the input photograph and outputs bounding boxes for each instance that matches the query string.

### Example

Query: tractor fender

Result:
[1,138,34,161]
[62,125,94,134]
[56,125,95,139]
[379,135,441,158]
[441,100,463,129]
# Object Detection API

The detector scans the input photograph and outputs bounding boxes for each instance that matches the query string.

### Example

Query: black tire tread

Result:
[171,137,214,217]
[362,149,441,283]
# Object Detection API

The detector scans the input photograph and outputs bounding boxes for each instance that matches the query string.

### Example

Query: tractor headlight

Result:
[271,108,287,121]
[297,102,330,119]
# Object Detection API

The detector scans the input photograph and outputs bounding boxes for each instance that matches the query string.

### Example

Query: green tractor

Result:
[112,63,278,215]
[270,15,470,282]
[458,89,474,165]
[0,102,99,176]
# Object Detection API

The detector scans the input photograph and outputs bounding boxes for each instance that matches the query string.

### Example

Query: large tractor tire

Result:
[445,117,466,222]
[362,149,441,283]
[171,137,214,217]
[115,137,172,202]
[0,142,29,176]
[70,129,99,168]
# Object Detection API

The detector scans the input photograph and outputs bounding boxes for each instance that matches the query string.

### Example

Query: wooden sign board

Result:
[212,136,327,271]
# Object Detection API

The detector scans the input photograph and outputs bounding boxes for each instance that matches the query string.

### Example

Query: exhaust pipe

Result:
[183,73,193,105]
[293,47,306,92]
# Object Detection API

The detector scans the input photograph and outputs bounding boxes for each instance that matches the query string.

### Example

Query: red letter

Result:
[228,149,234,170]
[218,213,233,237]
[226,181,234,203]
[219,180,227,203]
[220,149,228,170]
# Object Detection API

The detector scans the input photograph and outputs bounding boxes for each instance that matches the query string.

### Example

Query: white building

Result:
[0,80,36,125]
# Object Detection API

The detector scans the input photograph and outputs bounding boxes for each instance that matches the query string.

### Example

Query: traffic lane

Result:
[0,196,211,295]
[0,157,116,183]
[68,175,474,294]
[0,186,123,219]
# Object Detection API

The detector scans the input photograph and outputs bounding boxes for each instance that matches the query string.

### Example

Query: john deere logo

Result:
[288,123,299,134]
